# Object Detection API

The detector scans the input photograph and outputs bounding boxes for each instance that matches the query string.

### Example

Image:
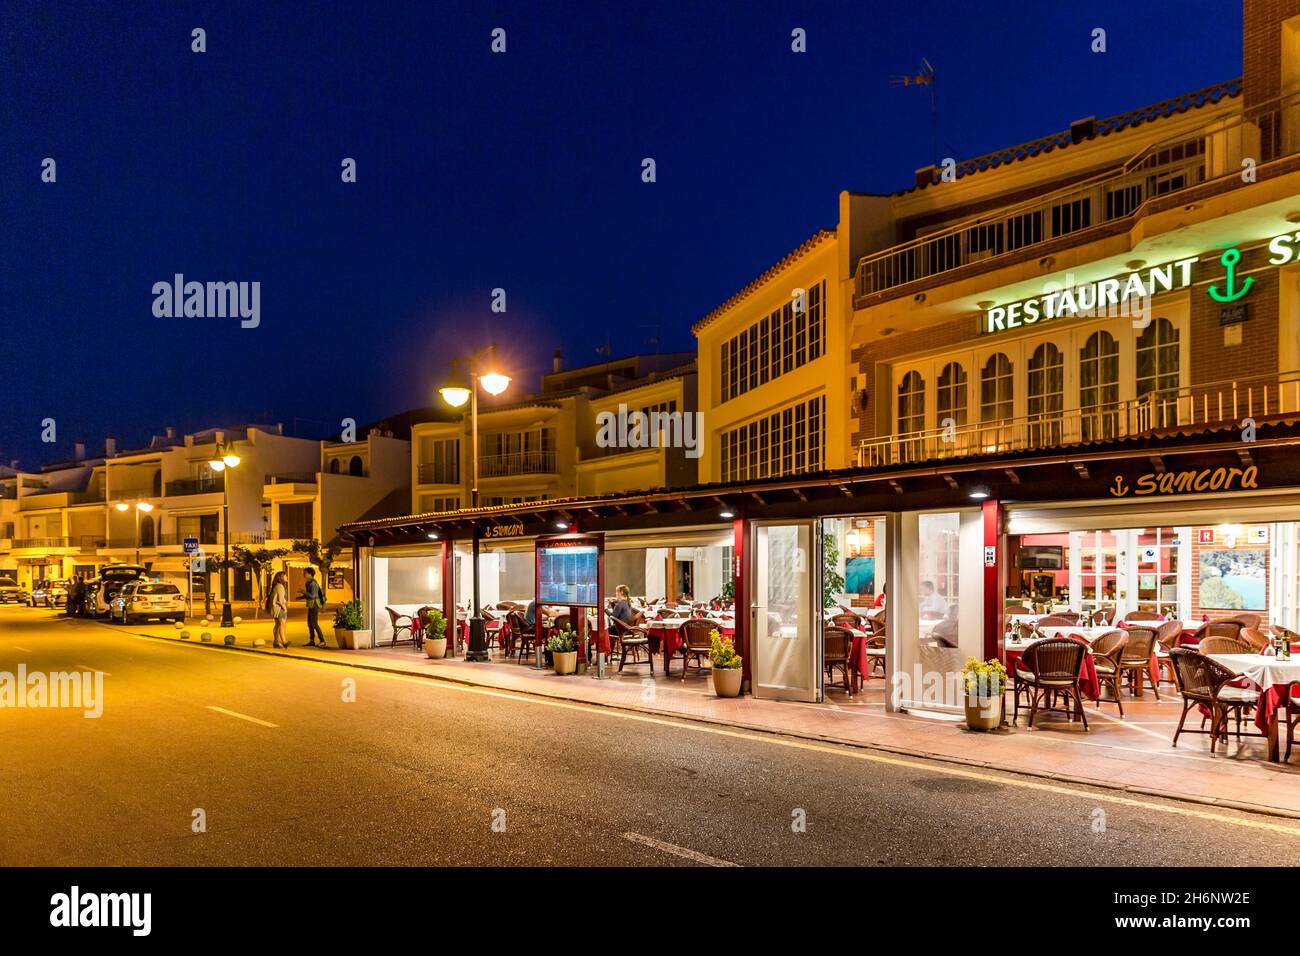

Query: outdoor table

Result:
[1002,634,1101,701]
[643,617,734,673]
[1206,653,1300,762]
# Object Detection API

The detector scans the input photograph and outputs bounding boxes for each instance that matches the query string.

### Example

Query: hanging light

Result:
[479,371,511,396]
[439,358,471,408]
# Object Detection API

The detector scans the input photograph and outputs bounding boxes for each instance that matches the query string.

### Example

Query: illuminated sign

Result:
[1108,466,1259,498]
[486,521,525,538]
[984,231,1300,336]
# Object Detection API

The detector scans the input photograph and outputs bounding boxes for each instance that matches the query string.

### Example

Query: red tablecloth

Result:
[848,633,872,682]
[1005,636,1100,700]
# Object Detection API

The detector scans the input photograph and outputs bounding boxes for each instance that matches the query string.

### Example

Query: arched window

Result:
[329,458,340,474]
[1136,317,1179,395]
[152,471,162,497]
[348,456,364,477]
[897,370,925,434]
[139,515,155,548]
[1027,342,1064,447]
[936,362,967,428]
[1080,331,1119,441]
[979,352,1014,452]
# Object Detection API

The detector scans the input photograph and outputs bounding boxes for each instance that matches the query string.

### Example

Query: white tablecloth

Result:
[1036,626,1116,641]
[1207,653,1300,692]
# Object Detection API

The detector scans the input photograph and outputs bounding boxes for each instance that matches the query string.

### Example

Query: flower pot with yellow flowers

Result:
[708,630,743,698]
[961,657,1007,731]
[547,628,578,675]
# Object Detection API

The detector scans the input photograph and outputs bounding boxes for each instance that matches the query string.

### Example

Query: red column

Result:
[440,538,456,652]
[982,499,1000,661]
[733,518,749,691]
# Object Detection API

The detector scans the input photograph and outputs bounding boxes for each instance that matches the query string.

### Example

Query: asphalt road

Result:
[0,605,1297,866]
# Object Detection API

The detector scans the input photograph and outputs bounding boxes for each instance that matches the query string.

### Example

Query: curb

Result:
[100,620,1300,823]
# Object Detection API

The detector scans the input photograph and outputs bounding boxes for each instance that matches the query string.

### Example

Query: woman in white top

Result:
[270,571,289,647]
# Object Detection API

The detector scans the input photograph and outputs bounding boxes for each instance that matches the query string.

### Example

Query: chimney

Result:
[553,348,563,373]
[74,440,86,460]
[104,436,117,457]
[165,426,176,439]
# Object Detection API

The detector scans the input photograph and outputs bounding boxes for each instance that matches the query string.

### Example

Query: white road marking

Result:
[206,705,278,728]
[13,646,32,653]
[72,664,110,676]
[621,831,738,867]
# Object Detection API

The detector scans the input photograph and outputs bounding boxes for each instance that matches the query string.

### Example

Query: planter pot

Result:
[553,650,578,675]
[334,627,373,650]
[712,666,743,698]
[964,694,1002,731]
[425,637,448,659]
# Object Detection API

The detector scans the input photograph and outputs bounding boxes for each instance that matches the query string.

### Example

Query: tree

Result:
[823,532,846,609]
[292,538,342,602]
[232,546,288,616]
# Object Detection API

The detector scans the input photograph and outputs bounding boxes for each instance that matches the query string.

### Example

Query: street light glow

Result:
[479,371,511,396]
[136,501,154,513]
[114,502,129,512]
[439,385,471,408]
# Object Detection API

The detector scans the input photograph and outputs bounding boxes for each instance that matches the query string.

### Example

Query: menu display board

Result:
[538,544,599,606]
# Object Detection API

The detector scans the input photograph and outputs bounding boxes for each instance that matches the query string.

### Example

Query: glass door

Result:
[751,520,821,702]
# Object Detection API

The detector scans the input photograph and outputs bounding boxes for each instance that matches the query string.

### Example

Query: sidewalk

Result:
[110,613,1300,819]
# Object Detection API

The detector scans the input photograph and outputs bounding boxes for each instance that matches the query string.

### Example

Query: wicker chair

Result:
[1092,606,1118,626]
[507,610,532,662]
[1035,613,1081,628]
[679,619,715,680]
[1004,604,1032,615]
[609,615,653,673]
[1222,613,1262,630]
[1153,619,1184,686]
[1012,638,1089,729]
[1203,620,1244,641]
[830,612,862,630]
[1120,626,1159,699]
[385,607,413,647]
[1169,648,1261,752]
[1239,627,1270,652]
[823,626,853,694]
[1089,630,1128,716]
[867,615,885,638]
[1197,635,1251,656]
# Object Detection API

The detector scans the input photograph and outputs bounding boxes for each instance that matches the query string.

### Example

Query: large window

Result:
[721,395,825,482]
[1137,317,1180,427]
[936,361,968,429]
[979,353,1014,451]
[1080,330,1119,442]
[417,437,460,485]
[278,502,313,540]
[1027,342,1064,447]
[897,370,925,435]
[719,280,828,402]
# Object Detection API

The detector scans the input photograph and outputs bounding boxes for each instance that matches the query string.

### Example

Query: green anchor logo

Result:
[1208,247,1253,303]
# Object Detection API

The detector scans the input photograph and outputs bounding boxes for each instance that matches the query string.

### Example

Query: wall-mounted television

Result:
[1019,545,1063,570]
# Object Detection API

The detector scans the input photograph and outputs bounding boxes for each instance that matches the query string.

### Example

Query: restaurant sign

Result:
[485,521,526,538]
[1108,465,1259,498]
[983,230,1300,336]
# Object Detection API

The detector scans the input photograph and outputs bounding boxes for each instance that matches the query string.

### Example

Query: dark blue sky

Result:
[0,0,1241,467]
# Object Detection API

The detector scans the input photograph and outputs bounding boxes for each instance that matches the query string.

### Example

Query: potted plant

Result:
[423,607,449,659]
[961,657,1007,731]
[546,628,578,675]
[708,629,743,698]
[332,599,372,649]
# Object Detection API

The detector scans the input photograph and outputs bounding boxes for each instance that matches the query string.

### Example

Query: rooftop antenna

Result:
[890,57,937,167]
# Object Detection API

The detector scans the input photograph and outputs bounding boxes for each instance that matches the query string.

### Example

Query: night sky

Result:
[0,0,1240,468]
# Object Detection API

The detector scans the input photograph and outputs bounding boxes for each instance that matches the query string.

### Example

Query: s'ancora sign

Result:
[486,521,526,538]
[1108,465,1259,498]
[983,231,1300,335]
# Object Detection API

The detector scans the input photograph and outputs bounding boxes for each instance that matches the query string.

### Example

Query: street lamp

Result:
[208,442,241,628]
[439,344,511,662]
[114,500,154,566]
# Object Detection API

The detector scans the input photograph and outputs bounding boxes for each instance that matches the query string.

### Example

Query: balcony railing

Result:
[852,80,1300,304]
[265,472,318,485]
[857,371,1300,468]
[165,476,224,497]
[13,536,104,550]
[417,462,461,484]
[478,451,556,478]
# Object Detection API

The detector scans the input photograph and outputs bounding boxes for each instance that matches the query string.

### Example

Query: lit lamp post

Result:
[207,442,241,628]
[439,344,511,662]
[113,500,155,566]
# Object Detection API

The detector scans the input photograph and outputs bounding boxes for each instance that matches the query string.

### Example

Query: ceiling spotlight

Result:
[1125,259,1146,270]
[427,532,439,540]
[555,521,569,530]
[720,510,735,519]
[968,485,991,500]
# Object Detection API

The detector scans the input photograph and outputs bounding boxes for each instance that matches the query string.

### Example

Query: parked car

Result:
[0,575,27,605]
[29,579,69,608]
[88,564,147,617]
[110,581,185,624]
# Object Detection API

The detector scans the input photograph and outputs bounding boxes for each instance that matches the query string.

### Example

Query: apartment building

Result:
[0,425,410,604]
[411,352,697,513]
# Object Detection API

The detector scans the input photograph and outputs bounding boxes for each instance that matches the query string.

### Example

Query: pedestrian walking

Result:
[302,567,326,647]
[269,571,289,648]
